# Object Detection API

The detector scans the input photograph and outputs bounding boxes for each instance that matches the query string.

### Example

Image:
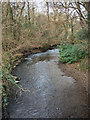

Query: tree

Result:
[27,2,31,38]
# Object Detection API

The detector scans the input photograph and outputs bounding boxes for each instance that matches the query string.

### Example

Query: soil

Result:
[59,62,88,92]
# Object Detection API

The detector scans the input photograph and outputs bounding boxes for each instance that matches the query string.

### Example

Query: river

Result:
[8,49,88,118]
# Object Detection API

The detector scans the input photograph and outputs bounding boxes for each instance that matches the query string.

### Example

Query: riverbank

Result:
[11,44,59,70]
[59,62,88,92]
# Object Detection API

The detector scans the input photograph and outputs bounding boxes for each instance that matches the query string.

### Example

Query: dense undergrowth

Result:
[1,52,19,109]
[59,43,88,64]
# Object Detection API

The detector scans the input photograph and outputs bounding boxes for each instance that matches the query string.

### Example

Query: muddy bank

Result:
[59,62,88,92]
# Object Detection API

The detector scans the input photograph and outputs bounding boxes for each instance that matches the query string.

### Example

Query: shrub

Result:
[59,44,88,64]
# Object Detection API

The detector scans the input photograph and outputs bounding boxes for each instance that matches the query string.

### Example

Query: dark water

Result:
[8,49,88,118]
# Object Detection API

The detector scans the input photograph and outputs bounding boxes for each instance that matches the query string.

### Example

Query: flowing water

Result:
[8,49,88,118]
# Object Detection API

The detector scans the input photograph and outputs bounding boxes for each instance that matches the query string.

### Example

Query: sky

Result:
[35,0,46,13]
[1,0,88,18]
[1,0,89,2]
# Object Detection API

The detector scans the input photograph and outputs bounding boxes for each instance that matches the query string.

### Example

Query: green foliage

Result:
[0,52,19,109]
[59,44,88,64]
[57,45,60,49]
[77,28,88,40]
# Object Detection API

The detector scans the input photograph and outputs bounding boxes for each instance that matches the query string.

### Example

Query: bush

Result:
[59,44,88,64]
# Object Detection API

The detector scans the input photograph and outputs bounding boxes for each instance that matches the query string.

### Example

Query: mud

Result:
[59,62,88,92]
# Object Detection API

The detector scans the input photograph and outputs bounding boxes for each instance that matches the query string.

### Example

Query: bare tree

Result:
[27,2,31,38]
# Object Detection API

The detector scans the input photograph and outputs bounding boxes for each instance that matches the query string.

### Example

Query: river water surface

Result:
[8,49,88,118]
